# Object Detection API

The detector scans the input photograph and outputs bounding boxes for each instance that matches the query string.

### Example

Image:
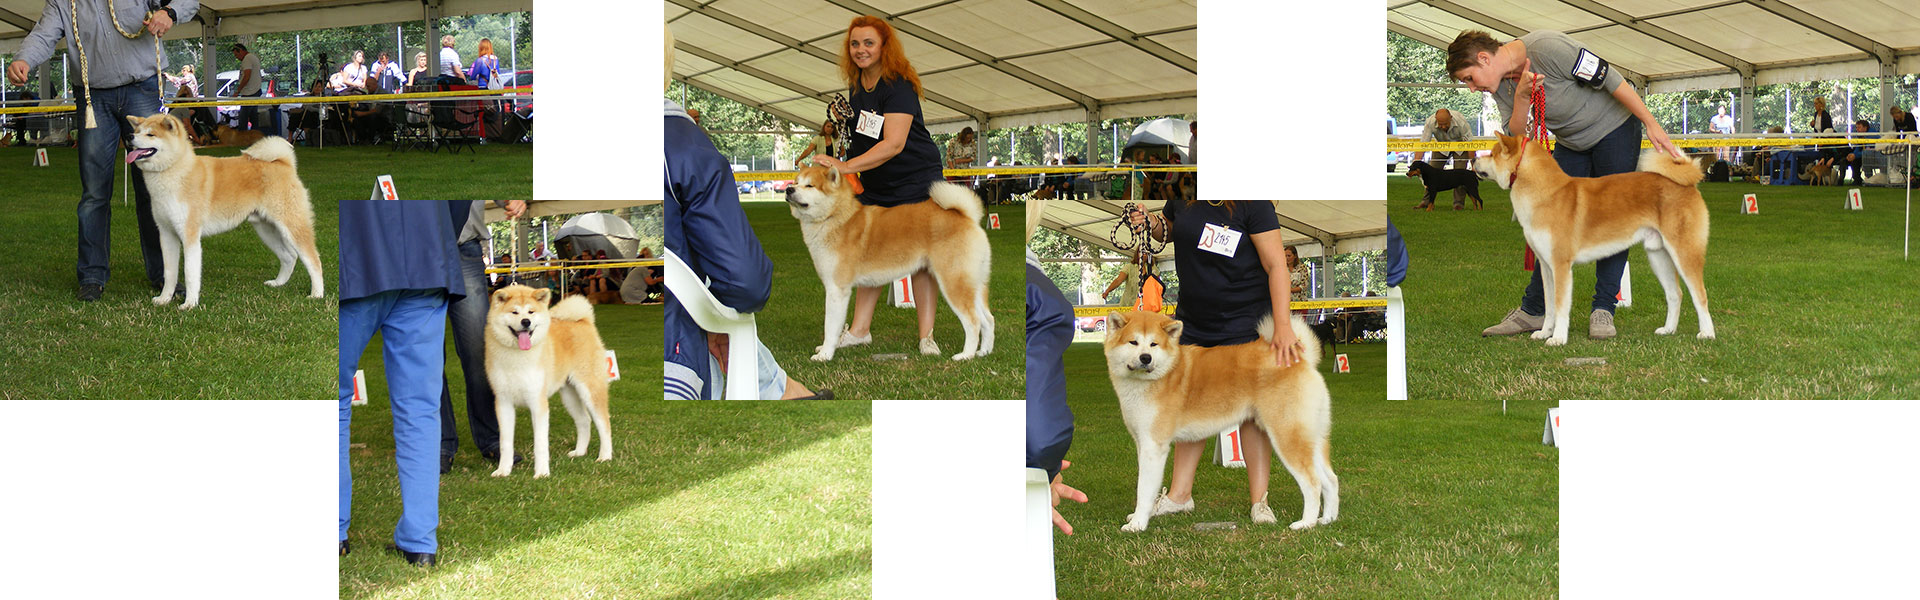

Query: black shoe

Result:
[77,283,103,302]
[340,540,350,556]
[479,448,525,465]
[385,543,437,567]
[439,453,455,474]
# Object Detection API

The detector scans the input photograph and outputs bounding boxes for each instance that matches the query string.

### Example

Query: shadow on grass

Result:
[0,175,337,399]
[737,201,1026,399]
[656,547,873,600]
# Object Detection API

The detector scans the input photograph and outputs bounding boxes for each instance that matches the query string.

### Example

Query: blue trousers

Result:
[73,76,164,287]
[340,289,448,553]
[1521,119,1638,316]
[440,240,502,457]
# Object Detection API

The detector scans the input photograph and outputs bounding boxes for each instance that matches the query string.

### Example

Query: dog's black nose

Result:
[1138,354,1152,365]
[520,318,530,328]
[784,187,794,198]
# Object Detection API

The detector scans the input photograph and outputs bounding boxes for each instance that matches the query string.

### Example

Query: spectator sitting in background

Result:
[406,52,431,87]
[1893,106,1917,133]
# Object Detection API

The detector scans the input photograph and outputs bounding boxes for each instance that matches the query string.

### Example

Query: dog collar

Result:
[1508,140,1527,189]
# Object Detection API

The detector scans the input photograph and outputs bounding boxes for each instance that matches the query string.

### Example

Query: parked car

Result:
[496,69,533,114]
[1076,316,1106,333]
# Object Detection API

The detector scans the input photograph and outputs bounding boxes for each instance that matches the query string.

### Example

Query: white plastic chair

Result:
[1026,467,1058,599]
[663,249,760,400]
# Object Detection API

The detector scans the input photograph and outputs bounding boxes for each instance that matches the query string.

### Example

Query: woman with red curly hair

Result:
[810,15,950,354]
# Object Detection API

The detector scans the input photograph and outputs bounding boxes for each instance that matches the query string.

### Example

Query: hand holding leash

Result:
[144,10,174,36]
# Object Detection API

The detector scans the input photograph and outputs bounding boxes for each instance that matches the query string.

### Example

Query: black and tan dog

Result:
[1406,160,1483,210]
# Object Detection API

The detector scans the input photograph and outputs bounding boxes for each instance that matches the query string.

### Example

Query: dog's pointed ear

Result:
[125,115,143,128]
[492,289,510,304]
[1105,311,1128,339]
[534,288,551,304]
[1162,317,1184,341]
[825,166,841,185]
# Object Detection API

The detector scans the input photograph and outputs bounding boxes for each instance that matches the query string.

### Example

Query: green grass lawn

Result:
[737,201,1025,400]
[1054,341,1558,598]
[1390,176,1919,399]
[0,143,530,200]
[342,304,875,599]
[0,182,337,399]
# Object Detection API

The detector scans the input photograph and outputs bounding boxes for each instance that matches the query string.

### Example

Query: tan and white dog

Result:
[784,164,994,362]
[125,113,323,309]
[1103,310,1338,533]
[1474,133,1715,345]
[484,285,614,478]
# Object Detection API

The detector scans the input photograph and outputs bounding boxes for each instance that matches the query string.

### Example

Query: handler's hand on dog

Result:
[1645,122,1684,159]
[812,155,843,173]
[6,60,29,86]
[1272,330,1303,368]
[1050,461,1088,535]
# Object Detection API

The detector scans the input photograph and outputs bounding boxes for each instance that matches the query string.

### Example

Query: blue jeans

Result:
[237,90,264,132]
[340,289,448,553]
[440,240,502,457]
[73,76,163,287]
[1521,119,1638,316]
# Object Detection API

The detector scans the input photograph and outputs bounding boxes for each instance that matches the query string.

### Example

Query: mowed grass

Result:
[1390,176,1920,399]
[0,143,530,200]
[1054,342,1558,598]
[738,201,1025,400]
[342,304,875,599]
[0,176,336,399]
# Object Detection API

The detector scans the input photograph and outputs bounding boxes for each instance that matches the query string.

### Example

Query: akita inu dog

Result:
[484,285,614,478]
[1474,133,1714,345]
[1103,310,1338,533]
[125,113,323,309]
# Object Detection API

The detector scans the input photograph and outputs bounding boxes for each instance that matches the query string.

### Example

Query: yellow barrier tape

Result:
[1070,297,1386,317]
[1390,136,1916,153]
[0,87,532,116]
[484,258,661,275]
[732,164,1197,182]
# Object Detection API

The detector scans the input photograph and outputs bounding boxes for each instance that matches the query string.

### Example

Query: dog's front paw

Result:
[810,349,835,362]
[567,448,587,458]
[1544,335,1567,347]
[596,455,612,463]
[533,470,550,479]
[1654,326,1676,335]
[264,278,287,288]
[152,295,172,305]
[1317,515,1337,525]
[950,351,976,361]
[489,468,511,477]
[1120,519,1149,533]
[178,301,198,310]
[1288,518,1318,530]
[1530,329,1553,340]
[1696,330,1715,340]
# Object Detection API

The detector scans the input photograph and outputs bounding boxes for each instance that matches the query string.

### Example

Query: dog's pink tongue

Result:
[517,331,532,351]
[125,148,154,164]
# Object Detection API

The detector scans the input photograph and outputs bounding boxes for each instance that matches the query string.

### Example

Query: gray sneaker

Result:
[1589,309,1616,340]
[1481,307,1543,336]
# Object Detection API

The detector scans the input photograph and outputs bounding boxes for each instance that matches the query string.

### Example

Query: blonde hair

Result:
[665,25,675,93]
[415,52,428,67]
[441,34,457,48]
[1026,199,1047,242]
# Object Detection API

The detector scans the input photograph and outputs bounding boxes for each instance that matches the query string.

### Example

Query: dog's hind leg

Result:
[250,216,298,288]
[933,269,981,360]
[587,378,613,461]
[1316,440,1339,525]
[1643,243,1684,335]
[1668,235,1714,340]
[1121,435,1172,533]
[557,379,592,458]
[152,225,181,306]
[275,215,325,299]
[1257,411,1323,530]
[1531,250,1559,342]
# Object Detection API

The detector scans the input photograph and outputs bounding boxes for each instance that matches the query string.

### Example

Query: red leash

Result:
[1522,74,1546,271]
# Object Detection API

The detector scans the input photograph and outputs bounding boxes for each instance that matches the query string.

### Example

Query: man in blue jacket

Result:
[1026,204,1085,534]
[338,200,466,566]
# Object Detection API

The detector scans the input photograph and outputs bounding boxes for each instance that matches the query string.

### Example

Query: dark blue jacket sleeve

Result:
[665,115,772,313]
[1386,218,1408,288]
[1026,264,1075,480]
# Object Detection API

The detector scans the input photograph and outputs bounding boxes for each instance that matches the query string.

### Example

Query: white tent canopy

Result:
[1122,117,1192,161]
[0,0,529,53]
[1387,0,1920,97]
[1038,200,1388,261]
[666,0,1196,136]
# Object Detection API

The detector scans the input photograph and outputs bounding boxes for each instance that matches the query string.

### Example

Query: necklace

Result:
[861,71,878,93]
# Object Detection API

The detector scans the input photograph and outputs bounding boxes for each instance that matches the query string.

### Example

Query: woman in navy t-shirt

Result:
[1129,200,1305,525]
[808,16,950,354]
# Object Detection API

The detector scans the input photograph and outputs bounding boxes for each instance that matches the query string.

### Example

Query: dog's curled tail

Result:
[241,136,298,168]
[928,180,985,223]
[550,294,597,324]
[1256,313,1323,368]
[1639,151,1704,187]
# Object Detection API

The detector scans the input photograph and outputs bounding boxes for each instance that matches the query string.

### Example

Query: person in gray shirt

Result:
[7,0,199,302]
[1447,29,1683,341]
[1416,108,1473,168]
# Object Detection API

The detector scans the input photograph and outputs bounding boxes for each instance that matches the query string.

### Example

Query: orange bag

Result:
[1133,273,1166,313]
